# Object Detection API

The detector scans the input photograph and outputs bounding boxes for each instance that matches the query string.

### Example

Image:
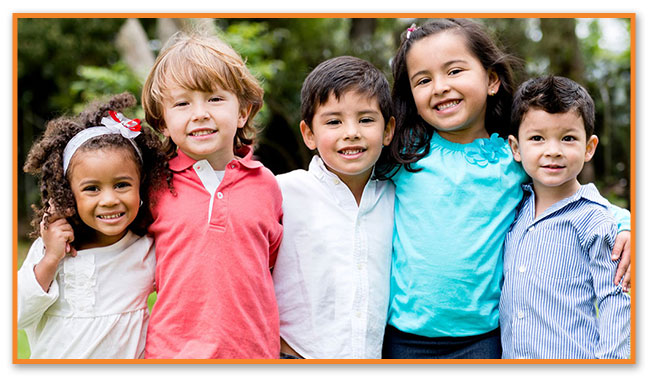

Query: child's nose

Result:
[191,104,210,121]
[99,190,120,206]
[432,77,450,95]
[544,140,562,156]
[343,122,361,140]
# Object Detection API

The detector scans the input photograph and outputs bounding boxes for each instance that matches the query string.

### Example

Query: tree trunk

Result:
[115,19,155,82]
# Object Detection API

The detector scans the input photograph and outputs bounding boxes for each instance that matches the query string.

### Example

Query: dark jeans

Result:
[382,324,502,359]
[280,352,303,359]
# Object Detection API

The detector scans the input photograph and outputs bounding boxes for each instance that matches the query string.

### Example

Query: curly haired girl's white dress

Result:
[17,231,155,359]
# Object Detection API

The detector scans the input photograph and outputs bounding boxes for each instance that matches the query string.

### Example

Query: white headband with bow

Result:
[62,111,143,174]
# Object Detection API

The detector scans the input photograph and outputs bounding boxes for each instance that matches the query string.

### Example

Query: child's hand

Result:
[35,211,76,292]
[40,215,76,263]
[611,230,631,292]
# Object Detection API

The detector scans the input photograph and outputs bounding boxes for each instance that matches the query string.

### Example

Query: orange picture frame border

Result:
[12,12,636,365]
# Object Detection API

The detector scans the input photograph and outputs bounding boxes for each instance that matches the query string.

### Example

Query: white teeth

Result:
[98,213,122,219]
[340,149,363,155]
[436,100,460,110]
[190,130,215,136]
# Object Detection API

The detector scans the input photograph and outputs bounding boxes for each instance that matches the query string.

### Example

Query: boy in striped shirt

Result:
[501,75,630,359]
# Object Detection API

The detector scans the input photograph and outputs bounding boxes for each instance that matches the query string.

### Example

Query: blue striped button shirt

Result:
[500,183,630,359]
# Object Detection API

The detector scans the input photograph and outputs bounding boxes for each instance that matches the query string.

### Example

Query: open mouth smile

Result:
[338,147,367,158]
[189,129,216,137]
[435,100,461,111]
[97,212,125,220]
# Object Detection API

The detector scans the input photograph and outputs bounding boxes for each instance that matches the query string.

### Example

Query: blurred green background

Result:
[15,16,632,357]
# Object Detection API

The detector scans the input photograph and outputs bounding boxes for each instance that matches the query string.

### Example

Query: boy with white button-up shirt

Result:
[501,76,630,359]
[272,56,395,358]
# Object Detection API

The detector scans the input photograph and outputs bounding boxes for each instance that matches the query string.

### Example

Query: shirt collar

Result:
[522,182,609,209]
[307,155,379,209]
[308,155,378,184]
[168,145,263,172]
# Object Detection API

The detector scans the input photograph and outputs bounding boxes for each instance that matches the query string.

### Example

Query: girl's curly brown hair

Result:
[23,92,172,247]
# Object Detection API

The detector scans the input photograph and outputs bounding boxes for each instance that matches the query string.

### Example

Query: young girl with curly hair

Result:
[18,92,169,358]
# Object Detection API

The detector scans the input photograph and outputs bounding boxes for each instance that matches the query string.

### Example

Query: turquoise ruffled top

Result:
[388,131,527,337]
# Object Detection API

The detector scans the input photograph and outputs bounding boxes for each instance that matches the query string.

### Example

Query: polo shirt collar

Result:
[168,145,263,172]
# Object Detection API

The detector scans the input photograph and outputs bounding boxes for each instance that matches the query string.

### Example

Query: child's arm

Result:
[34,216,76,292]
[606,203,631,291]
[589,223,631,359]
[18,215,76,329]
[17,238,60,329]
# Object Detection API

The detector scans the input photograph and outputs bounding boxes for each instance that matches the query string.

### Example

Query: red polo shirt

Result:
[145,147,283,359]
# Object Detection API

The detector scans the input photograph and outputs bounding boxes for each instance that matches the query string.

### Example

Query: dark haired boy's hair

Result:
[511,75,595,138]
[300,56,392,127]
[378,18,520,179]
[23,92,172,246]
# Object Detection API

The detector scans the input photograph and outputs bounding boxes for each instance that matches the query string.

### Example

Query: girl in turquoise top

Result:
[377,18,631,359]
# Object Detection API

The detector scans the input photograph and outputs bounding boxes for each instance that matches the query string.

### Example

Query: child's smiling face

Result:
[509,108,598,197]
[300,90,394,189]
[406,31,500,143]
[68,148,141,248]
[162,84,250,170]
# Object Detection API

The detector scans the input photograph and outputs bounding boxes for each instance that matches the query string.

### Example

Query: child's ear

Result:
[508,135,522,162]
[238,104,253,129]
[383,116,396,146]
[584,135,599,162]
[162,127,170,138]
[487,69,501,96]
[299,121,317,150]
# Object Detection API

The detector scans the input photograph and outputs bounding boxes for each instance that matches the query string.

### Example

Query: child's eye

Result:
[530,136,543,141]
[209,97,223,102]
[174,101,189,107]
[115,182,132,189]
[359,117,375,124]
[82,185,99,192]
[415,77,431,86]
[449,68,463,76]
[325,119,342,126]
[562,135,577,142]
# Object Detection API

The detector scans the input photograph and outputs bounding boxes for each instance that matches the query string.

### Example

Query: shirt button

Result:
[517,311,525,319]
[230,163,236,169]
[356,312,362,318]
[332,179,340,185]
[528,225,535,232]
[217,192,223,199]
[519,265,526,273]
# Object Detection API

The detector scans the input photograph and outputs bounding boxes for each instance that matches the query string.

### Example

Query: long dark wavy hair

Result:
[23,92,172,246]
[376,18,520,179]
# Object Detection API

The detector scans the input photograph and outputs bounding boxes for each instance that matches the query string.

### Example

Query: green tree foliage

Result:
[16,17,631,238]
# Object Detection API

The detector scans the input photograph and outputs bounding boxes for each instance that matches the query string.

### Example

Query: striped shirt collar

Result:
[522,183,610,223]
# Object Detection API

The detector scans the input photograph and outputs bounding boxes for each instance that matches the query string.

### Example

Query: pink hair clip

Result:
[406,23,417,39]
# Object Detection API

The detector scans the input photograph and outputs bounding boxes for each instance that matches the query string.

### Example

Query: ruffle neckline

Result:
[62,231,135,315]
[432,132,510,167]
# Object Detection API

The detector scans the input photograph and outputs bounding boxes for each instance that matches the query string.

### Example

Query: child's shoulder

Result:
[275,168,313,197]
[569,184,618,245]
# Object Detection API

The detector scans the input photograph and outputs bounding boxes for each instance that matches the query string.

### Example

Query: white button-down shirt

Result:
[272,156,395,358]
